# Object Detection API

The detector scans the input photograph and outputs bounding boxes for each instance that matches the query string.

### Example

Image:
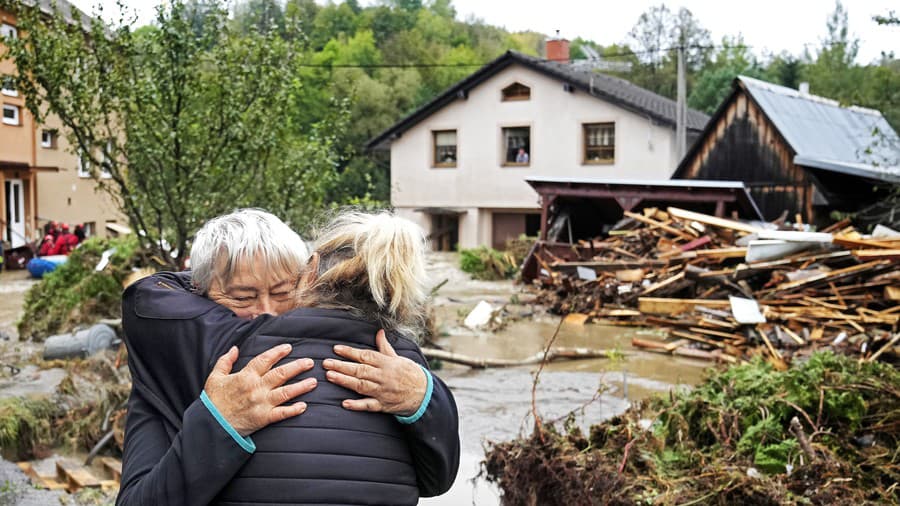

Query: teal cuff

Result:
[200,390,256,453]
[395,365,433,425]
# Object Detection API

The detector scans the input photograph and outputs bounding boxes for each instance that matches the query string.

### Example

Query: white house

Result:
[368,42,709,250]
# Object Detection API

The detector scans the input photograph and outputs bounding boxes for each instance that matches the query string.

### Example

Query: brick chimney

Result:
[546,31,569,63]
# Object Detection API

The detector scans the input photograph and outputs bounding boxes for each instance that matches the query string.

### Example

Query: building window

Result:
[78,150,91,177]
[0,23,17,40]
[2,104,19,125]
[502,126,530,166]
[84,221,96,237]
[583,122,615,164]
[41,129,57,148]
[501,82,530,101]
[100,140,113,178]
[1,76,16,97]
[432,130,457,167]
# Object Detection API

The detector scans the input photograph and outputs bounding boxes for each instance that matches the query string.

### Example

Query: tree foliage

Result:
[3,0,342,268]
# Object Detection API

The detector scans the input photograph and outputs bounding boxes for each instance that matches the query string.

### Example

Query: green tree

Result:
[689,36,765,113]
[232,0,285,35]
[3,0,340,268]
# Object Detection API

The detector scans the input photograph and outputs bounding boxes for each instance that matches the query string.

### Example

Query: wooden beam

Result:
[667,206,764,234]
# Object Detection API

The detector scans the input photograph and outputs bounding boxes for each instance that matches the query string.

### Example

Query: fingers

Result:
[375,330,398,358]
[269,377,317,405]
[333,344,382,366]
[322,357,367,378]
[325,369,377,395]
[246,343,293,375]
[263,357,315,387]
[211,346,239,376]
[342,397,383,412]
[269,401,308,423]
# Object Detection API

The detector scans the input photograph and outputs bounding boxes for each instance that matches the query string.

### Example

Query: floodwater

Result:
[0,255,713,505]
[420,253,710,505]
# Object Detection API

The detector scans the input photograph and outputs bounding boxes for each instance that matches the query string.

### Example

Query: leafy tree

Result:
[232,0,285,35]
[3,0,340,268]
[689,36,765,113]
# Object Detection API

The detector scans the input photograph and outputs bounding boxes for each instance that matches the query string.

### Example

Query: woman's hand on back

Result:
[204,344,317,436]
[322,330,427,417]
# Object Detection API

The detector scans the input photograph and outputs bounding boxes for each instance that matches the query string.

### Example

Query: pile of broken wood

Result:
[529,207,900,367]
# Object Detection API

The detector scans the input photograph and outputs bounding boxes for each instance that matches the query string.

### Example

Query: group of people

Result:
[38,221,86,256]
[118,208,460,505]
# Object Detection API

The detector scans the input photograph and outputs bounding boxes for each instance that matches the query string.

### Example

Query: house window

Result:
[1,76,16,97]
[432,130,457,167]
[100,140,113,177]
[501,82,530,101]
[583,122,615,164]
[78,150,91,177]
[84,221,96,237]
[0,23,17,40]
[502,126,530,166]
[2,104,19,125]
[41,129,57,148]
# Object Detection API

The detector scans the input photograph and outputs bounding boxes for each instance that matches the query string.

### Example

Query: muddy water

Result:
[0,256,711,505]
[420,253,710,505]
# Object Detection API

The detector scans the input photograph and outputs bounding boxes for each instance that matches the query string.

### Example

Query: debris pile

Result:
[526,207,900,365]
[483,351,900,505]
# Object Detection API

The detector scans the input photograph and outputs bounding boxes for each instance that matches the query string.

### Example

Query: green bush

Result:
[17,236,141,341]
[459,246,519,280]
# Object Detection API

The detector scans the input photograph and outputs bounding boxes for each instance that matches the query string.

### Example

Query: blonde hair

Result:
[191,208,309,293]
[299,211,428,337]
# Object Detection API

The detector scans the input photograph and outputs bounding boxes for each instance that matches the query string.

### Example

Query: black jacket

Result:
[117,272,460,506]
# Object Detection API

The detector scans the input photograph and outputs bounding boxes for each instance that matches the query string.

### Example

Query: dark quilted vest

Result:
[213,308,419,506]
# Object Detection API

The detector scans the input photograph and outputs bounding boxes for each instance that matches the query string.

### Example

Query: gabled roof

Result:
[367,50,709,150]
[677,75,900,184]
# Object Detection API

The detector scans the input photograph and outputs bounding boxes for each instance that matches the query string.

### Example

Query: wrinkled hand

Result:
[204,344,317,436]
[323,330,427,416]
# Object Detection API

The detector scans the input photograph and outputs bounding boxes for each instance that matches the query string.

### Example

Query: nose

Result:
[257,294,276,316]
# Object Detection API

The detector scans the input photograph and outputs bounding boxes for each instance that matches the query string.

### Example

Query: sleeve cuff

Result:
[200,390,256,453]
[395,365,433,425]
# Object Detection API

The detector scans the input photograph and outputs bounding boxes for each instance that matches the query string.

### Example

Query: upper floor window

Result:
[432,130,457,168]
[78,149,91,177]
[1,76,16,97]
[2,104,19,125]
[0,23,17,40]
[502,126,530,166]
[501,82,530,101]
[41,129,57,148]
[583,122,615,164]
[101,140,113,178]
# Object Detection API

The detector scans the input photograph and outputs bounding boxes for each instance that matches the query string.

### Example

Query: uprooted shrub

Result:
[483,352,900,505]
[17,236,142,341]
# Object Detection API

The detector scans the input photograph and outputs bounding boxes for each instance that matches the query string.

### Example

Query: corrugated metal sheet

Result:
[739,76,900,183]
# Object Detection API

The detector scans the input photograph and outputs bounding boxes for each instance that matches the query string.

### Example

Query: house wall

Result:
[678,91,813,222]
[0,7,122,249]
[390,63,681,248]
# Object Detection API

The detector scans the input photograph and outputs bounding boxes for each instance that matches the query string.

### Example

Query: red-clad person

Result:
[49,224,80,255]
[38,235,55,256]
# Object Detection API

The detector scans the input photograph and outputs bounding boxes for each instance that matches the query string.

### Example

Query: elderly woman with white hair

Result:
[118,209,459,505]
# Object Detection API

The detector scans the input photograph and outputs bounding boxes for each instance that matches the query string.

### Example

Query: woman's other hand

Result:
[323,330,427,417]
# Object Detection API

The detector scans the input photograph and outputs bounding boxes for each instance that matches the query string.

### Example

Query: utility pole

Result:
[676,45,687,161]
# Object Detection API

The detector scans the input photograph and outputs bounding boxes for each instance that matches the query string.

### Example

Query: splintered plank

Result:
[100,457,123,482]
[623,211,695,240]
[667,207,764,234]
[638,297,731,316]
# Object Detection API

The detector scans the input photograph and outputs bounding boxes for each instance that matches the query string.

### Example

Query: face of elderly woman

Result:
[206,255,298,319]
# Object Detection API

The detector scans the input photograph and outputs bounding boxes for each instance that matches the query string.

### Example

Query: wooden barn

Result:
[673,76,900,225]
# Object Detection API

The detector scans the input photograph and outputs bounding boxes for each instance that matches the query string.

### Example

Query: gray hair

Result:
[298,210,428,338]
[190,208,309,293]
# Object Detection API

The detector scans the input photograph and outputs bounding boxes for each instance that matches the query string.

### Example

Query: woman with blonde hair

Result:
[119,210,459,506]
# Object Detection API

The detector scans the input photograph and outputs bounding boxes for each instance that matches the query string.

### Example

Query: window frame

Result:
[2,104,19,125]
[431,129,458,168]
[1,76,16,97]
[501,126,531,167]
[501,82,531,102]
[100,140,113,178]
[0,23,17,40]
[41,129,57,148]
[77,149,91,178]
[582,122,616,165]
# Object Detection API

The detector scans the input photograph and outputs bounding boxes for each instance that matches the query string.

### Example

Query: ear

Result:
[298,252,319,287]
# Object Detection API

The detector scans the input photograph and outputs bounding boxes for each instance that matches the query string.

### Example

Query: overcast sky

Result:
[69,0,899,64]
